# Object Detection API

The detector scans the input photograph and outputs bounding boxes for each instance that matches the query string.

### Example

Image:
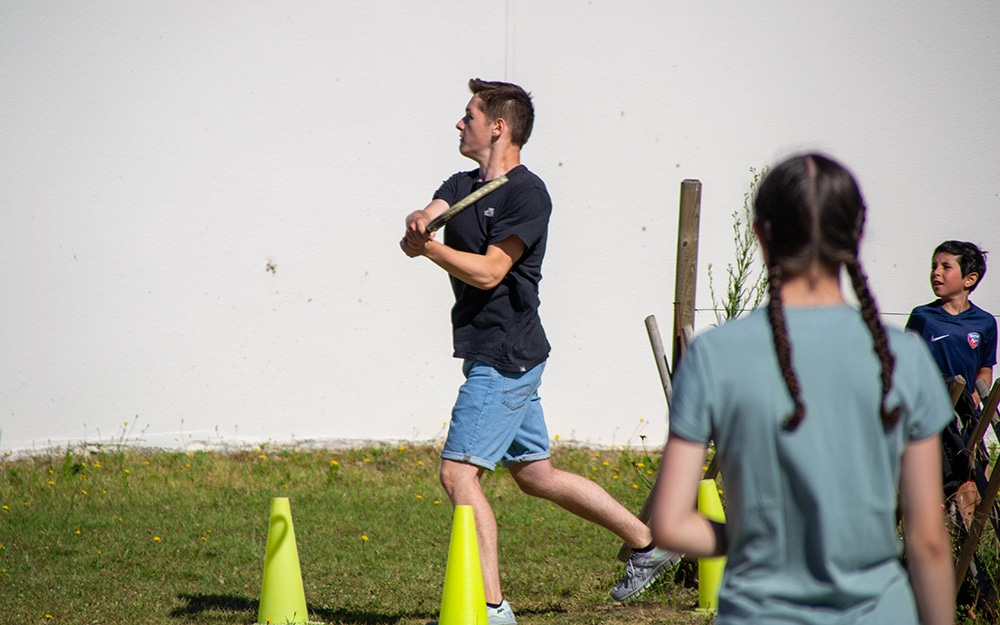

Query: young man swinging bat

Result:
[400,78,679,625]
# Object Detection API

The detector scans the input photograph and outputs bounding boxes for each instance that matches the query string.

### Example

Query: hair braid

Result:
[765,261,807,430]
[844,258,902,427]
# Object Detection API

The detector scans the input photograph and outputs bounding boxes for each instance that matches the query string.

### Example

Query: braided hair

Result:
[754,154,901,430]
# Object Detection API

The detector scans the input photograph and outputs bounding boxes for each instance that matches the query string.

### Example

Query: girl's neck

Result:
[779,266,846,307]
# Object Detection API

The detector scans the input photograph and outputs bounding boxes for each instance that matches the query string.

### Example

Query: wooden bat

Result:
[425,175,509,234]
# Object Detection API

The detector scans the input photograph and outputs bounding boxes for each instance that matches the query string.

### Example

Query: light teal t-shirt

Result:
[669,306,953,625]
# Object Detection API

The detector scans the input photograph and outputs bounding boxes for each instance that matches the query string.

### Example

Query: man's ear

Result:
[492,117,506,140]
[964,271,980,290]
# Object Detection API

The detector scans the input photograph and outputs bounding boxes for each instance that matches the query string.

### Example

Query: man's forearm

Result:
[423,241,508,290]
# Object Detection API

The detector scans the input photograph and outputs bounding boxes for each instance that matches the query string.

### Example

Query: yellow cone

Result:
[258,497,309,624]
[696,479,727,613]
[437,505,488,625]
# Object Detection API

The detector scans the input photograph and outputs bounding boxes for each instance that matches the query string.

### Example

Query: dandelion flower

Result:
[1,505,7,511]
[636,462,645,468]
[361,535,369,542]
[398,445,406,451]
[602,461,610,466]
[153,536,161,542]
[632,483,639,489]
[433,500,441,505]
[75,529,81,535]
[417,460,424,466]
[363,457,371,463]
[330,460,339,466]
[416,494,424,499]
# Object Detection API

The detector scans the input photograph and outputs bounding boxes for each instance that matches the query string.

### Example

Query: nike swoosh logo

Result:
[931,335,950,342]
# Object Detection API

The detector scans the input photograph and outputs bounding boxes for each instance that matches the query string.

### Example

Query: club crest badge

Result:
[483,207,495,218]
[968,332,981,349]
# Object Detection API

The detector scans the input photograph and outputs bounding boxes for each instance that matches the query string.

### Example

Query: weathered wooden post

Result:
[673,179,701,371]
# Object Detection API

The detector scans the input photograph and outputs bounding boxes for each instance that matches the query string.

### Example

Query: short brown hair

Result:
[468,78,535,147]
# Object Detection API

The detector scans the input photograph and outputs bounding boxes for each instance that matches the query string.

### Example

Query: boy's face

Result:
[930,252,978,300]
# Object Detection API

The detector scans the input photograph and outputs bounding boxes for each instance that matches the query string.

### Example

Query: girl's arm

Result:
[900,434,955,625]
[650,434,726,558]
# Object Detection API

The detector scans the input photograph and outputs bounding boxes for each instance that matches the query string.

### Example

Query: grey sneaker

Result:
[610,547,681,602]
[426,598,516,625]
[487,598,517,625]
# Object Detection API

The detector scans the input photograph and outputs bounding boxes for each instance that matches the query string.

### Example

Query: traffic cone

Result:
[696,479,726,613]
[258,497,309,624]
[437,505,488,625]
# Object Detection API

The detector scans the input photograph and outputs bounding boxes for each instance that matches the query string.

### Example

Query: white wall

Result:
[2,1,998,455]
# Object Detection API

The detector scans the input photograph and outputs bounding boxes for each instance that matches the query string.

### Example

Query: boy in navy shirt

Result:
[906,241,997,500]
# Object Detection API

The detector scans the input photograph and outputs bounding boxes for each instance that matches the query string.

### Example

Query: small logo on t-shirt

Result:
[483,207,495,218]
[931,334,950,342]
[969,332,981,349]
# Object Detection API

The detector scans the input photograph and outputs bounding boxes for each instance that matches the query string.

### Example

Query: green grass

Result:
[2,440,996,624]
[0,441,711,625]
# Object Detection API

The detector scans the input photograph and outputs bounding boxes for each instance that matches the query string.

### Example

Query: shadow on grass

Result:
[170,594,566,624]
[170,593,441,624]
[170,593,256,618]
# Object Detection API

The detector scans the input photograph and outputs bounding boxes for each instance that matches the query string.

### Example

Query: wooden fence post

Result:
[673,179,701,372]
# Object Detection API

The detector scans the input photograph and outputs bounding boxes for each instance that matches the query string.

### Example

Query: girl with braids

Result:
[650,153,955,624]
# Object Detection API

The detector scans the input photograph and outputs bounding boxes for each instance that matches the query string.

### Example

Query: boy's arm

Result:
[975,367,993,404]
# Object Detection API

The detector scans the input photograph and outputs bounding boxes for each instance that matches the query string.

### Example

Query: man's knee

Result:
[511,461,555,498]
[439,459,481,497]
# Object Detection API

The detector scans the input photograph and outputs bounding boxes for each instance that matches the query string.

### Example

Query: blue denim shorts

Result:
[441,360,551,470]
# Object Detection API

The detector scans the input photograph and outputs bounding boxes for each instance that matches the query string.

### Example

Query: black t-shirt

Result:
[433,165,551,372]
